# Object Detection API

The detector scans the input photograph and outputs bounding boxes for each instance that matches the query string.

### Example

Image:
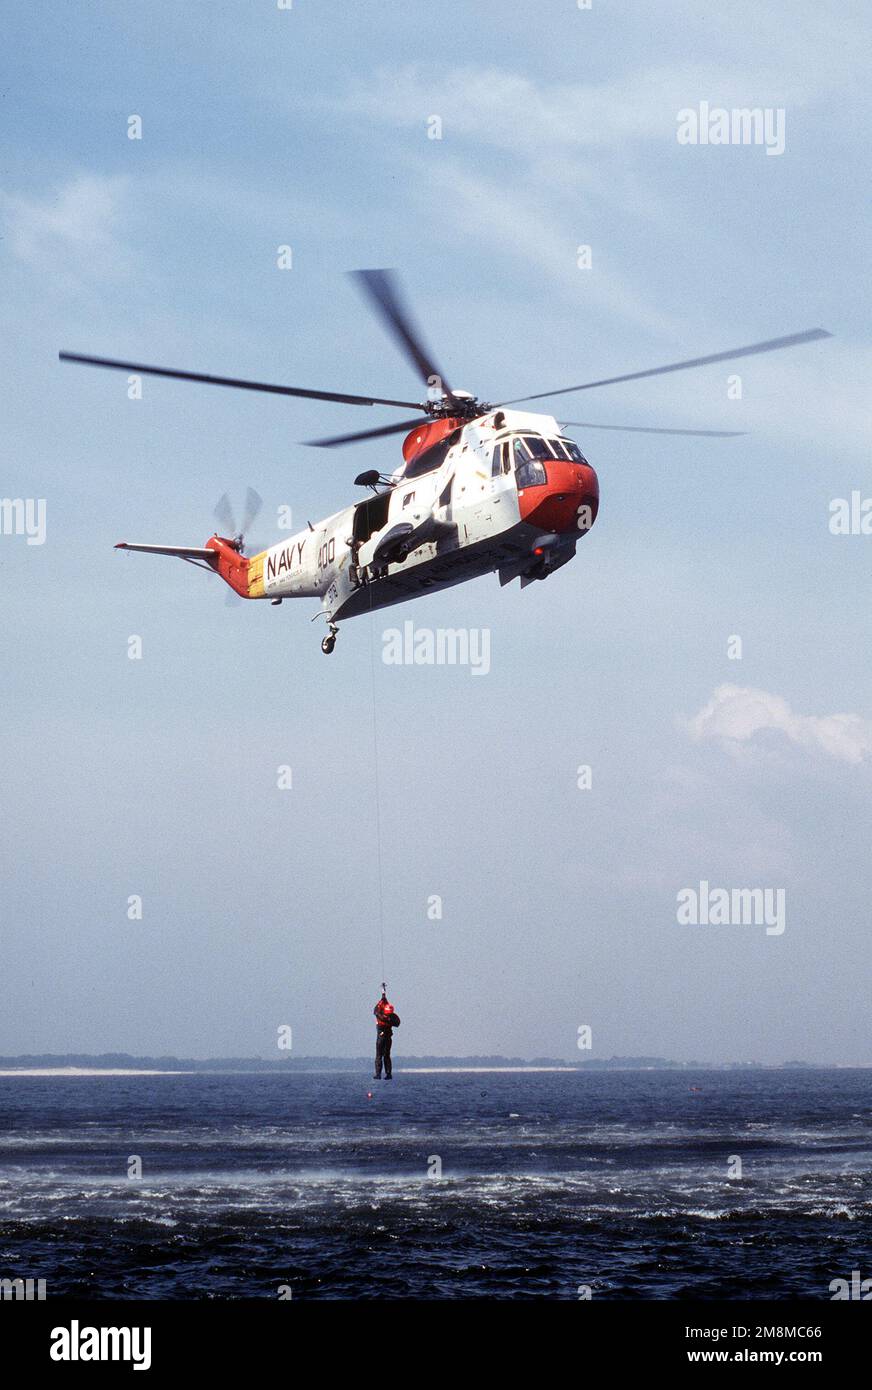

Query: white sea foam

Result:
[0,1067,196,1077]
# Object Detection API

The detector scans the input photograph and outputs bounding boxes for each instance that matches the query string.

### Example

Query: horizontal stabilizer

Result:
[115,542,219,566]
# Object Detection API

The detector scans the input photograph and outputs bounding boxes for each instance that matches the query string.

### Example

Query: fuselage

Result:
[215,409,599,623]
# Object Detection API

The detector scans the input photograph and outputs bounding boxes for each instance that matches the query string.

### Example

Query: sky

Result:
[1,1,870,1063]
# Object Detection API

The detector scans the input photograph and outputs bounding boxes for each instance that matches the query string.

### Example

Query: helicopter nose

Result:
[518,460,599,534]
[574,462,599,532]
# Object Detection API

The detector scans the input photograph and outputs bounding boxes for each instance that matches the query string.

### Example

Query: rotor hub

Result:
[426,390,487,421]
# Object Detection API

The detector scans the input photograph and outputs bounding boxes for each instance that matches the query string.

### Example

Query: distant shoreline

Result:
[0,1067,586,1078]
[0,1056,866,1077]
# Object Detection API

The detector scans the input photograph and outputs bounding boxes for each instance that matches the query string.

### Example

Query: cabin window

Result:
[403,427,463,479]
[491,443,503,477]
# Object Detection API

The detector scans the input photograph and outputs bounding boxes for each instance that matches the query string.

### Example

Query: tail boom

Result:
[115,535,267,599]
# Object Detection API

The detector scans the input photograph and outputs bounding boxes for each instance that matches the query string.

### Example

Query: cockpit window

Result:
[513,437,547,488]
[522,436,556,460]
[558,438,588,465]
[517,459,547,488]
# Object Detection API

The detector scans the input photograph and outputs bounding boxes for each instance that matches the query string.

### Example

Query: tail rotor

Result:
[213,488,264,606]
[213,487,263,554]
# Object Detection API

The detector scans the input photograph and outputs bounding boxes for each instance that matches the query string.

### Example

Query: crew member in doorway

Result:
[373,987,401,1080]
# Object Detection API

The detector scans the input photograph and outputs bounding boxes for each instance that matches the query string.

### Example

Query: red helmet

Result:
[383,1003,394,1015]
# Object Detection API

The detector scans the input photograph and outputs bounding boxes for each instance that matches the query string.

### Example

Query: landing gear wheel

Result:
[321,635,336,655]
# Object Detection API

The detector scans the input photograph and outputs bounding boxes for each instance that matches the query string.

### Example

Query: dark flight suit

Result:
[374,1002,400,1079]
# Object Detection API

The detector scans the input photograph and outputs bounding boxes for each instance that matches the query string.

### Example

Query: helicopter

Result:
[60,271,830,653]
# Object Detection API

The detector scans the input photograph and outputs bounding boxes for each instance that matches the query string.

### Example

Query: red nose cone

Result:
[518,460,599,534]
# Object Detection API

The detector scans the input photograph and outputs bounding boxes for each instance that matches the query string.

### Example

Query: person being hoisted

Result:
[373,985,401,1080]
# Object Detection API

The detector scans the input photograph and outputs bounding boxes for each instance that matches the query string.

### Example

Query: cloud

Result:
[340,63,812,158]
[689,684,872,764]
[410,158,681,339]
[330,59,850,357]
[2,173,131,284]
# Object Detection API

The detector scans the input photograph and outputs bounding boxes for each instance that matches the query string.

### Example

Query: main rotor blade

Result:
[562,421,745,437]
[59,351,422,410]
[350,269,453,398]
[303,416,429,449]
[500,328,832,406]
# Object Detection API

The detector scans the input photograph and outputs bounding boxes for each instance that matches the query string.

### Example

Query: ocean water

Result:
[0,1068,870,1300]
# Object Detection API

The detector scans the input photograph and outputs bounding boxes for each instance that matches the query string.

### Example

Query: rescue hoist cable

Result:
[367,580,387,982]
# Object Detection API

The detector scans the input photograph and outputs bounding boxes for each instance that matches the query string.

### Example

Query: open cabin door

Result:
[352,491,392,546]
